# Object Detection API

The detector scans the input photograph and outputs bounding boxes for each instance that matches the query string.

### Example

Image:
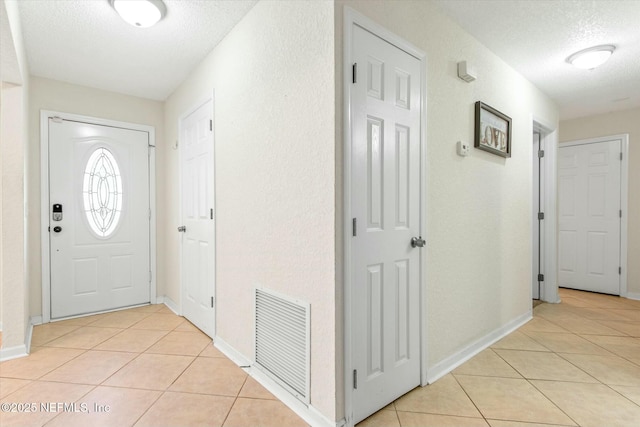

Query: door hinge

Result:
[619,267,622,275]
[538,274,545,282]
[149,208,152,219]
[209,120,212,131]
[538,212,544,220]
[352,63,357,84]
[620,210,622,218]
[620,152,623,161]
[210,208,214,220]
[538,149,545,158]
[353,369,358,389]
[352,218,357,237]
[211,296,215,308]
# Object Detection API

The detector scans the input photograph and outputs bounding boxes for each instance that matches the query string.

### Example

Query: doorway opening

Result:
[557,135,628,297]
[531,119,558,305]
[40,111,157,323]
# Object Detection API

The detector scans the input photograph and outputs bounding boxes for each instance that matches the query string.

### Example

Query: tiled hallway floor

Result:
[359,288,640,427]
[2,289,640,426]
[0,304,308,427]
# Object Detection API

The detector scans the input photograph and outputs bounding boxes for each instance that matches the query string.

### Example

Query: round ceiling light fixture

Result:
[110,0,166,28]
[566,45,616,70]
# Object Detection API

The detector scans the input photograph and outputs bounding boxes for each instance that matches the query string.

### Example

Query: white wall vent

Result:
[255,288,310,404]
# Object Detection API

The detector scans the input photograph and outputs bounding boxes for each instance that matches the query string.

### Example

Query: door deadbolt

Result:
[52,204,63,221]
[177,226,186,232]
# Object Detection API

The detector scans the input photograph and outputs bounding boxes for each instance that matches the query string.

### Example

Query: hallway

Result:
[2,288,640,426]
[360,288,640,427]
[0,304,307,427]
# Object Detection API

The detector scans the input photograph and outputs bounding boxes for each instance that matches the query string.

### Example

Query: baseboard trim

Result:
[161,296,180,315]
[426,310,532,384]
[0,344,28,362]
[626,292,640,301]
[25,323,34,354]
[30,316,43,326]
[213,336,251,366]
[214,336,344,427]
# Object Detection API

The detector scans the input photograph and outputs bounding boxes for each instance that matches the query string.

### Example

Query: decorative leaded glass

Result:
[82,147,122,237]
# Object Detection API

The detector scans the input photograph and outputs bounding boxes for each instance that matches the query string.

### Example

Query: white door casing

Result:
[558,138,625,295]
[179,98,216,338]
[47,117,151,319]
[531,118,559,304]
[347,18,424,424]
[532,131,543,300]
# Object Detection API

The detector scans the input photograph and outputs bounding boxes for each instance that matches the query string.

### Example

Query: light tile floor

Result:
[2,289,640,426]
[358,288,640,427]
[0,304,308,427]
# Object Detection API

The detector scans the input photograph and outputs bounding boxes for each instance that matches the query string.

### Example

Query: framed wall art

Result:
[474,101,511,158]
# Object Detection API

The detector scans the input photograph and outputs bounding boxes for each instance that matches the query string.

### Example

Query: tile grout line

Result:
[449,373,491,425]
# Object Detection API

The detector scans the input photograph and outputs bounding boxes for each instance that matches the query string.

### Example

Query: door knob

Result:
[411,236,425,248]
[177,226,186,232]
[53,226,62,233]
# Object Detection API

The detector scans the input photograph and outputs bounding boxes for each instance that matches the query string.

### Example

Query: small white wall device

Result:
[457,141,470,157]
[457,61,477,83]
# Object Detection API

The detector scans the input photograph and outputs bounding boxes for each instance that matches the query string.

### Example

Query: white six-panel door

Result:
[350,24,422,423]
[49,119,150,319]
[180,99,216,338]
[558,139,621,295]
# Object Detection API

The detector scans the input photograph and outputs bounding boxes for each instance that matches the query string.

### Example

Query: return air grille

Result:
[255,288,310,403]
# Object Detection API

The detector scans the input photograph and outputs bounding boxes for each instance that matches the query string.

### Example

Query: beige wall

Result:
[336,0,559,386]
[559,107,640,296]
[27,77,165,317]
[1,0,29,353]
[0,84,27,349]
[163,0,337,421]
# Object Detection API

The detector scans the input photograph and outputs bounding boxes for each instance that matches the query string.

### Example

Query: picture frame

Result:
[474,101,512,158]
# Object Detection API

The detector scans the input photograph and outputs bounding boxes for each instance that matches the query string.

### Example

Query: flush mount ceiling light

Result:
[567,45,616,70]
[110,0,166,28]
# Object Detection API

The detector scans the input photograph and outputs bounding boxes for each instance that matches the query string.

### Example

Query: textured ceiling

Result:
[13,1,640,119]
[1,0,22,84]
[17,0,257,100]
[434,0,640,120]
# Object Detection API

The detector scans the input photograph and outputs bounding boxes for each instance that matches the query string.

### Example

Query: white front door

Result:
[180,99,215,338]
[49,118,150,319]
[558,139,621,295]
[350,24,422,423]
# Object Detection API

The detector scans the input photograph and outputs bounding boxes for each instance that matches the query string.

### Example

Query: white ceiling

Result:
[17,0,257,100]
[13,1,640,119]
[434,0,640,120]
[1,0,22,85]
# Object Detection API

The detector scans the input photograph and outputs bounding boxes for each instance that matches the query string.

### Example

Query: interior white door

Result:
[558,140,621,295]
[180,99,215,338]
[350,25,422,423]
[49,118,150,319]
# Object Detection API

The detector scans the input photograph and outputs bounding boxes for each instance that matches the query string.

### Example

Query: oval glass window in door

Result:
[82,147,123,237]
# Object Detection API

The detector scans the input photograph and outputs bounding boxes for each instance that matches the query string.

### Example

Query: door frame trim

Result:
[559,134,629,297]
[531,117,559,303]
[177,93,216,336]
[40,110,157,323]
[342,7,427,425]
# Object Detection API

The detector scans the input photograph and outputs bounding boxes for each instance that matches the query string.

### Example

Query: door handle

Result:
[411,236,425,248]
[53,226,62,233]
[177,226,186,232]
